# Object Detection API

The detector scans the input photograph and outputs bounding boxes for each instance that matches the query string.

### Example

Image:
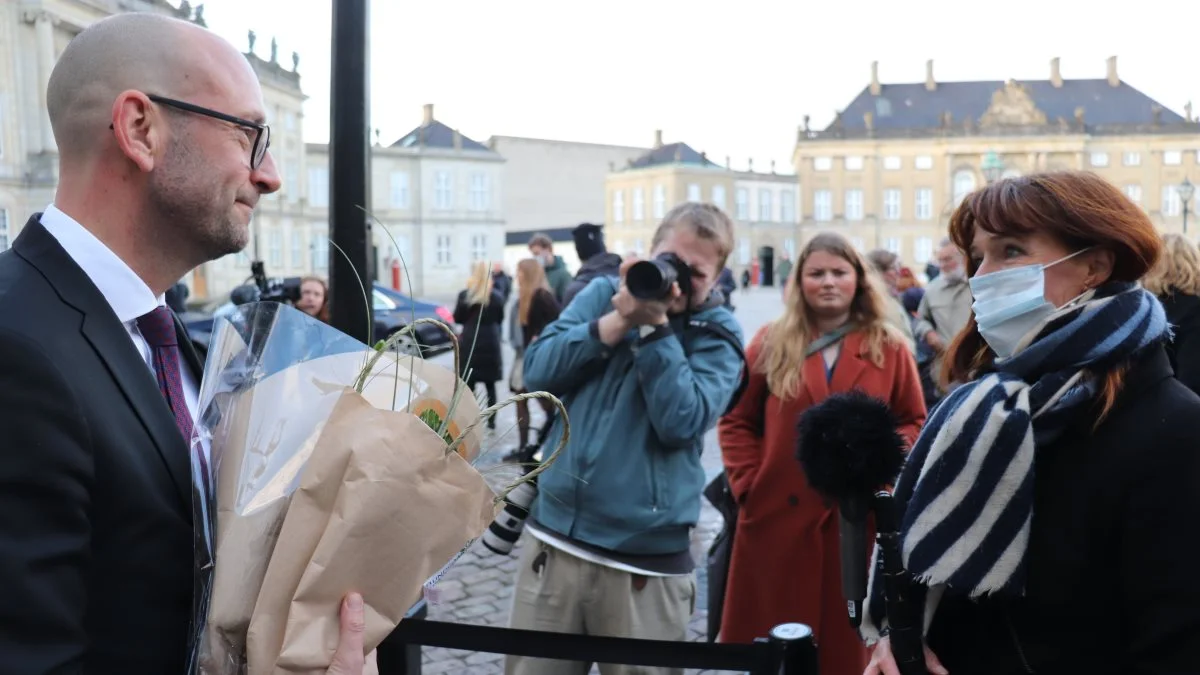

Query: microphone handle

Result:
[839,498,870,629]
[873,491,928,675]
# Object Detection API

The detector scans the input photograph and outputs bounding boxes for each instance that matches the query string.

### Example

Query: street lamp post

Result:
[982,151,1004,184]
[1180,177,1195,234]
[328,0,373,344]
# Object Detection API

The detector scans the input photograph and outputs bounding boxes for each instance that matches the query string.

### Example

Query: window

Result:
[850,236,865,252]
[712,185,726,210]
[883,156,902,170]
[389,171,410,209]
[434,171,452,209]
[308,167,329,207]
[1123,151,1141,166]
[885,237,902,255]
[813,157,832,171]
[436,234,452,265]
[845,156,864,171]
[738,237,751,265]
[780,189,795,223]
[1165,150,1183,166]
[914,237,934,264]
[758,189,773,221]
[0,209,8,251]
[915,155,934,170]
[312,232,329,270]
[613,190,625,223]
[471,234,487,261]
[469,173,490,211]
[633,239,645,256]
[784,238,796,258]
[735,188,749,220]
[883,189,902,220]
[845,189,864,221]
[1089,152,1109,167]
[915,188,933,220]
[687,183,701,202]
[290,228,303,268]
[653,185,666,218]
[285,111,296,131]
[283,162,299,199]
[1124,184,1143,206]
[953,170,976,204]
[268,229,282,266]
[1163,186,1181,216]
[814,190,832,221]
[633,188,645,220]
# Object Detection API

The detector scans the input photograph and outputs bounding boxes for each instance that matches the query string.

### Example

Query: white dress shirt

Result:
[39,204,200,424]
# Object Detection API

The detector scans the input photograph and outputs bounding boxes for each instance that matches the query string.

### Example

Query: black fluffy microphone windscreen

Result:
[795,389,907,504]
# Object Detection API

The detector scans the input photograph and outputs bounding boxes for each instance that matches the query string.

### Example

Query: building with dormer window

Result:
[793,57,1200,273]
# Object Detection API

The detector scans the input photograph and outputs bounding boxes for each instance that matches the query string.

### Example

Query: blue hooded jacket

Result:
[522,276,744,555]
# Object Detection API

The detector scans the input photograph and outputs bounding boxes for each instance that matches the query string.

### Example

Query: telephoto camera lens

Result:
[626,258,678,300]
[480,477,538,555]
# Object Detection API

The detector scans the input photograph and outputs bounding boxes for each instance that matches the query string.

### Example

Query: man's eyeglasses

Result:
[110,94,271,170]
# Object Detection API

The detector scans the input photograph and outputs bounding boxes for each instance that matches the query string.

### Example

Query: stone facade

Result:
[793,58,1200,274]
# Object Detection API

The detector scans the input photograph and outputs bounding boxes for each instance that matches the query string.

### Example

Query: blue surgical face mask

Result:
[969,248,1091,359]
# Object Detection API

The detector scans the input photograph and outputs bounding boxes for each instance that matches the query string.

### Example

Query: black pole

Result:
[328,0,373,344]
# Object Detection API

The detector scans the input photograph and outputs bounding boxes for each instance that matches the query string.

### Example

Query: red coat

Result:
[717,327,926,675]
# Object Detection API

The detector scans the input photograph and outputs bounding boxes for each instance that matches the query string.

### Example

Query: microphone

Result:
[796,390,906,629]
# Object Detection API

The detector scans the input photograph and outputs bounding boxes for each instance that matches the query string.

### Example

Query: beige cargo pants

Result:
[504,539,696,675]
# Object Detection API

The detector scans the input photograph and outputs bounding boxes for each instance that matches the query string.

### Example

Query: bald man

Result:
[0,13,367,674]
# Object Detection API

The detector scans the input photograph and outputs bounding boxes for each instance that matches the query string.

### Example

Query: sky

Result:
[200,0,1200,172]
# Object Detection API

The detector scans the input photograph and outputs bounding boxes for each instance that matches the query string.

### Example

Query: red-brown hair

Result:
[943,171,1162,418]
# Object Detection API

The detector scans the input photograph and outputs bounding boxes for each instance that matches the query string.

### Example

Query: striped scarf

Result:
[861,282,1169,642]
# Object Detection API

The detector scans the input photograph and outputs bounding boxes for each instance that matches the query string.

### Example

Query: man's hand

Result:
[327,592,378,675]
[611,283,678,327]
[924,331,945,351]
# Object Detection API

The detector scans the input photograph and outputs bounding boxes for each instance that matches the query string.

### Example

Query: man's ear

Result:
[110,90,161,172]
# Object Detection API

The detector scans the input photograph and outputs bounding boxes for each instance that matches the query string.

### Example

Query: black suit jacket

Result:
[0,217,202,674]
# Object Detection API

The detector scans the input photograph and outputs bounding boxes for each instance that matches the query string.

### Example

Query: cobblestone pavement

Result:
[420,287,782,674]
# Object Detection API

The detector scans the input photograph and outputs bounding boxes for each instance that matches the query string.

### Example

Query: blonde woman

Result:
[454,261,506,429]
[509,258,561,455]
[1143,232,1200,393]
[716,232,927,675]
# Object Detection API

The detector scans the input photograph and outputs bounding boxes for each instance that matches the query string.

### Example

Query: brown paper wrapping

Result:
[246,390,498,674]
[200,348,487,674]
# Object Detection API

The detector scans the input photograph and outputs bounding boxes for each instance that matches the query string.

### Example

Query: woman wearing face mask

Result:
[718,232,926,675]
[863,172,1200,675]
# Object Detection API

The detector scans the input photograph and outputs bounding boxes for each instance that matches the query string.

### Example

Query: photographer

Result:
[505,203,744,675]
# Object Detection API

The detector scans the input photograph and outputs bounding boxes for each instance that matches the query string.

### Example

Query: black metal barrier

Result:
[378,618,817,674]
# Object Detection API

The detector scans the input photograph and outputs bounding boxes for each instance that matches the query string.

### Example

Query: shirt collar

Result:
[39,204,164,324]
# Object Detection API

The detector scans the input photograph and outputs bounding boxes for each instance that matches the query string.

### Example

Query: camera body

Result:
[232,261,302,306]
[626,252,692,301]
[480,474,538,555]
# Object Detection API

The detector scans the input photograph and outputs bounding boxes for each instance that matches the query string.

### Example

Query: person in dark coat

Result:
[864,172,1200,675]
[528,233,572,303]
[717,267,736,309]
[1142,232,1200,394]
[508,258,561,457]
[454,261,505,430]
[164,280,189,314]
[562,222,621,309]
[491,262,513,304]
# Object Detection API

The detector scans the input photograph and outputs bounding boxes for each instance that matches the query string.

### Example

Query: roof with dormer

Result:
[626,142,721,170]
[391,121,493,153]
[837,79,1184,132]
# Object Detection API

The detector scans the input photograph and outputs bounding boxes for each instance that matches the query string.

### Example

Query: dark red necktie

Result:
[137,306,209,496]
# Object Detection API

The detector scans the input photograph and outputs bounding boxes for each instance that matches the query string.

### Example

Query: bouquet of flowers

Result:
[185,302,565,674]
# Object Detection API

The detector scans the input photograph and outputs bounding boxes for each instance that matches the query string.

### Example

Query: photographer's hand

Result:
[611,282,678,327]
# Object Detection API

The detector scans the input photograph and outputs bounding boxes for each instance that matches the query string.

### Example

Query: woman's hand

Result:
[863,635,948,675]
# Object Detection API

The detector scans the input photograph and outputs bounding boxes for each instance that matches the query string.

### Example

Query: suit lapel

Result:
[14,218,193,513]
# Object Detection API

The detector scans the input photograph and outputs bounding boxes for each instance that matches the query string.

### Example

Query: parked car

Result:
[182,284,456,359]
